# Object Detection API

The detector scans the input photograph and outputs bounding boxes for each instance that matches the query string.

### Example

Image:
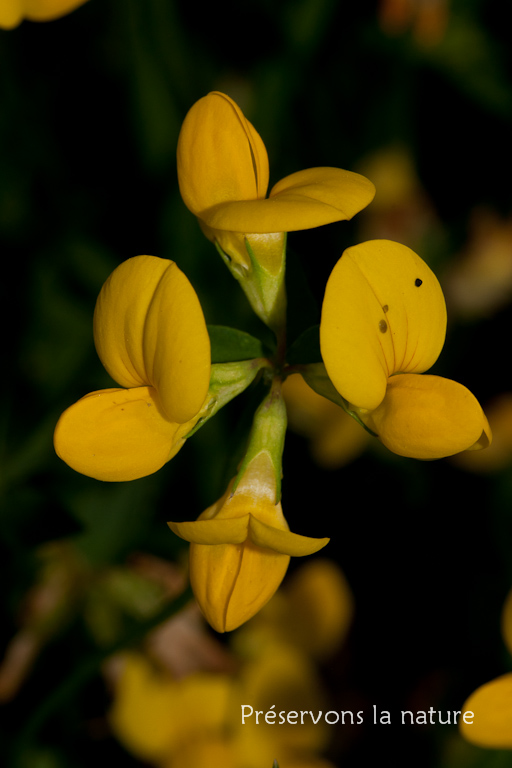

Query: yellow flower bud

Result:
[169,452,329,632]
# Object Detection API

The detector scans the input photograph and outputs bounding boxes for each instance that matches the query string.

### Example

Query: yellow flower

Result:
[109,652,236,766]
[460,673,512,749]
[177,91,375,329]
[169,452,329,633]
[177,92,375,266]
[0,0,89,28]
[54,255,211,482]
[320,239,491,459]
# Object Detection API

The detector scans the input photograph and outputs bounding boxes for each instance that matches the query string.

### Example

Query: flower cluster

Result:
[55,91,491,634]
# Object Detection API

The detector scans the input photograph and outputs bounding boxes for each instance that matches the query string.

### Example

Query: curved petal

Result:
[365,374,491,459]
[199,167,375,234]
[269,166,376,222]
[169,514,329,555]
[94,256,210,424]
[53,387,188,481]
[167,516,250,545]
[320,240,447,410]
[142,260,211,423]
[93,256,173,389]
[460,673,512,748]
[249,517,330,556]
[177,91,269,216]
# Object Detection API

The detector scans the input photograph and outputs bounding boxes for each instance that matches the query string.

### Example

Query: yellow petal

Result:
[365,374,490,459]
[460,673,512,748]
[110,652,234,761]
[94,255,210,423]
[199,167,376,234]
[93,256,173,389]
[320,239,447,410]
[109,652,179,761]
[189,539,290,633]
[177,91,269,217]
[142,258,211,423]
[168,516,250,545]
[54,387,188,481]
[169,514,329,556]
[270,166,376,223]
[249,517,330,556]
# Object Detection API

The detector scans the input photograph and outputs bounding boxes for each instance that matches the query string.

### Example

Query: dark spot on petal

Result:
[382,304,389,313]
[379,319,388,333]
[415,278,423,287]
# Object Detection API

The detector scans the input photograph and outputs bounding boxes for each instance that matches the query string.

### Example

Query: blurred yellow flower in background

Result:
[356,145,442,252]
[461,673,512,749]
[234,558,355,663]
[54,255,211,481]
[444,209,512,319]
[0,0,89,28]
[109,557,351,768]
[283,373,370,469]
[460,586,512,748]
[320,239,491,459]
[110,652,236,767]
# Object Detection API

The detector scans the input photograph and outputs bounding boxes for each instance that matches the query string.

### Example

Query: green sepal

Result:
[298,363,378,437]
[185,360,267,438]
[207,324,271,363]
[244,236,287,333]
[213,235,287,334]
[231,379,287,503]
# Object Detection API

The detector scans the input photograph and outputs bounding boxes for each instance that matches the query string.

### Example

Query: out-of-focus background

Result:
[2,1,512,766]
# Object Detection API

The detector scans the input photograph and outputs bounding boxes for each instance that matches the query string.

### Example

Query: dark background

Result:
[1,0,512,766]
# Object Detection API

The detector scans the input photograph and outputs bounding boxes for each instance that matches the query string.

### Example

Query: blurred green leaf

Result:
[286,324,321,364]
